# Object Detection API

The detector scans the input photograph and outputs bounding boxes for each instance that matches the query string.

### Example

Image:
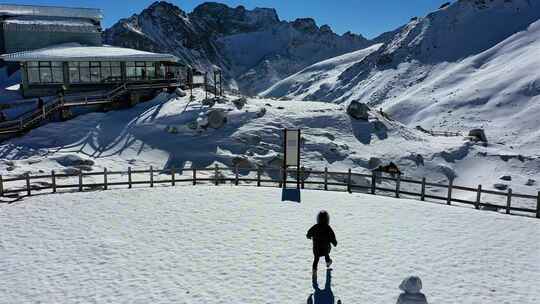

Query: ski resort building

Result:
[0,4,182,98]
[1,44,182,97]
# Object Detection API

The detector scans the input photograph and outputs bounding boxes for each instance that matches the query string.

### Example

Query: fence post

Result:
[347,169,352,193]
[420,177,426,201]
[150,166,154,188]
[301,167,305,189]
[475,185,482,210]
[104,168,108,190]
[536,191,540,219]
[214,164,219,186]
[128,167,132,189]
[171,167,176,186]
[78,171,83,192]
[51,170,56,193]
[279,167,283,188]
[26,173,31,196]
[395,174,401,198]
[506,188,512,215]
[257,166,261,187]
[446,179,453,205]
[0,175,3,197]
[193,168,197,185]
[324,167,328,191]
[371,171,376,194]
[235,165,239,186]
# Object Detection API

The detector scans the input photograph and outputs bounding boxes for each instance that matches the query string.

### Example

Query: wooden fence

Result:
[0,165,538,219]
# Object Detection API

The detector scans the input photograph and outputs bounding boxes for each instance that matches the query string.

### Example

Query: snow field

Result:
[1,186,539,303]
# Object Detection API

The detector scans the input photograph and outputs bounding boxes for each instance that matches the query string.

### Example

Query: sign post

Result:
[283,129,301,189]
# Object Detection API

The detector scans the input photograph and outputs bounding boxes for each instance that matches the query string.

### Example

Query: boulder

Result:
[256,107,267,118]
[525,179,536,186]
[468,129,488,142]
[482,205,500,212]
[187,121,198,130]
[63,167,81,175]
[267,156,283,168]
[499,175,512,181]
[493,183,508,191]
[175,88,187,97]
[232,97,247,109]
[216,97,228,104]
[347,100,370,120]
[202,98,216,107]
[207,109,228,129]
[368,157,382,169]
[232,157,252,169]
[55,155,94,167]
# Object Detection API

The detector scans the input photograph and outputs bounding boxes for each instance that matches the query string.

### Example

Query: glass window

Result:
[28,67,40,84]
[157,64,165,79]
[91,69,100,82]
[28,61,39,67]
[69,63,80,83]
[79,62,90,83]
[112,66,121,79]
[147,66,156,79]
[39,68,52,83]
[126,62,136,79]
[101,62,111,82]
[52,67,63,83]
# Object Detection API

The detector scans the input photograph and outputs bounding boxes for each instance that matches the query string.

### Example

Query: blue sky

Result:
[7,0,446,38]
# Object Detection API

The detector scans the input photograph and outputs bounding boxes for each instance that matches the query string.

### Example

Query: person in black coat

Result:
[307,211,337,273]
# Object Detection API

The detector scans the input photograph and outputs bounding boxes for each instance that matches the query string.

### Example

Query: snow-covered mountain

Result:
[103,1,372,94]
[263,0,540,154]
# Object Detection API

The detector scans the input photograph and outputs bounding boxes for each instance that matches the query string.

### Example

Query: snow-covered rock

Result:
[347,101,370,120]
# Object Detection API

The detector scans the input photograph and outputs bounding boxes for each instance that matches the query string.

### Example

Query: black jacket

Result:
[307,224,337,256]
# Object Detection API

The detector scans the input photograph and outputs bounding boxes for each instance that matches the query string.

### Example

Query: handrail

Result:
[0,81,181,135]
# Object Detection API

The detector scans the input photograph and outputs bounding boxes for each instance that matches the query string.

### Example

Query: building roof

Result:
[1,44,179,63]
[0,4,102,22]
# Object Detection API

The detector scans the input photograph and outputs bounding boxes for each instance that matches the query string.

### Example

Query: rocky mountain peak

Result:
[144,1,188,20]
[104,1,372,94]
[292,18,318,33]
[191,2,280,34]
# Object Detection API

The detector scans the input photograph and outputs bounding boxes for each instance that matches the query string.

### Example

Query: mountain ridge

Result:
[103,1,372,94]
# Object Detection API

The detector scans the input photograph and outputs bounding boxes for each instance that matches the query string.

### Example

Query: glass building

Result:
[1,44,182,98]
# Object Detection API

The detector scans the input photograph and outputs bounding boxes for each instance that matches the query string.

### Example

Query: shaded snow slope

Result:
[1,90,538,202]
[1,187,539,303]
[261,43,383,99]
[263,0,540,155]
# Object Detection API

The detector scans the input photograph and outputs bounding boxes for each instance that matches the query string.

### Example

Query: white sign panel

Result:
[192,75,205,85]
[285,129,300,167]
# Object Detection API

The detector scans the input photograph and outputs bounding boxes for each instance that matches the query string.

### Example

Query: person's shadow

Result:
[307,269,341,304]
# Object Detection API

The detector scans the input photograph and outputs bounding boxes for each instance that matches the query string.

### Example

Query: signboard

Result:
[284,129,300,167]
[192,75,205,85]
